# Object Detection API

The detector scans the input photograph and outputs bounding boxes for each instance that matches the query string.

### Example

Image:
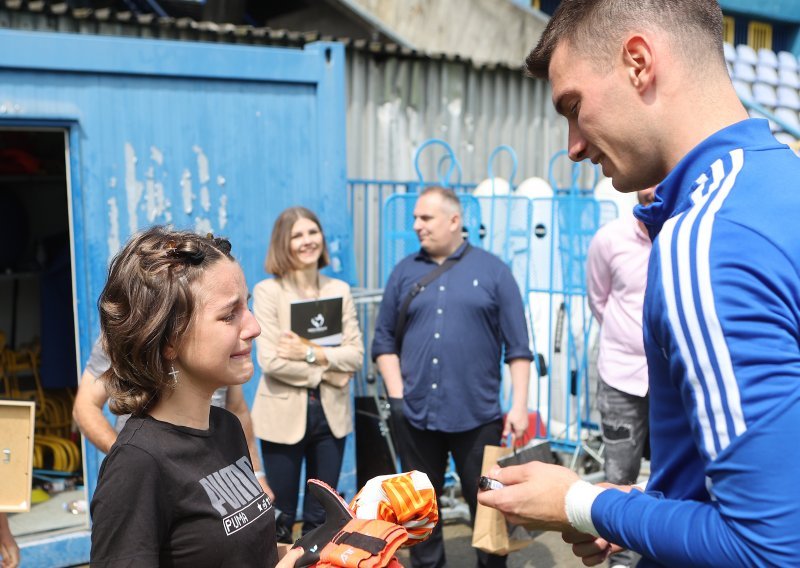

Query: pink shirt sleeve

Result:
[587,228,612,325]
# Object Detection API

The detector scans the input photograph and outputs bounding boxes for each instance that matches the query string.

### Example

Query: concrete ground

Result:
[70,517,589,568]
[395,521,587,567]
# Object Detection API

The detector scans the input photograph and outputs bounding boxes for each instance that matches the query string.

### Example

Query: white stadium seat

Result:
[778,50,798,72]
[775,107,800,131]
[753,82,778,108]
[732,79,754,102]
[748,108,779,132]
[778,68,800,89]
[756,65,779,86]
[774,131,798,146]
[736,43,759,66]
[723,42,737,64]
[776,86,800,111]
[733,61,756,83]
[758,48,779,69]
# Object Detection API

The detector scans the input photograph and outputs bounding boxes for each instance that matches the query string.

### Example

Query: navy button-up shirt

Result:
[372,241,533,432]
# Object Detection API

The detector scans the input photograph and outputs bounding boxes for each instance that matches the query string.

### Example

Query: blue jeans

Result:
[260,391,345,537]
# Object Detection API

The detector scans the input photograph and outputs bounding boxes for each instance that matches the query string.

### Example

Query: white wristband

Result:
[565,480,605,537]
[254,471,266,480]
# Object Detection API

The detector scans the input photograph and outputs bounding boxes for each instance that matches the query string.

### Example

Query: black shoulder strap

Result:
[394,243,471,351]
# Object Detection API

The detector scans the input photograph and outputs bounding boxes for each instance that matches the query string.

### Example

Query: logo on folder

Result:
[310,313,326,331]
[291,296,343,346]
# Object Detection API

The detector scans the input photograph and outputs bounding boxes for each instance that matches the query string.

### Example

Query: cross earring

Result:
[169,365,180,388]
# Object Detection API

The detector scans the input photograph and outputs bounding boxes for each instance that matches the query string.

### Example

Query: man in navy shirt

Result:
[372,185,532,568]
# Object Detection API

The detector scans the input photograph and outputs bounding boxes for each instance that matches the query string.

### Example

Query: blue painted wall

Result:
[0,28,352,565]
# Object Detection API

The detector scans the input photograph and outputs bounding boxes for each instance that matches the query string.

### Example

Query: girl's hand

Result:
[275,546,303,568]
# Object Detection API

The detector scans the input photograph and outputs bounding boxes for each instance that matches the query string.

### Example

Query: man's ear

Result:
[450,212,462,233]
[622,34,655,93]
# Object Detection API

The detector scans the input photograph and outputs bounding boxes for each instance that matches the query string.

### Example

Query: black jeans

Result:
[260,392,346,537]
[398,416,506,568]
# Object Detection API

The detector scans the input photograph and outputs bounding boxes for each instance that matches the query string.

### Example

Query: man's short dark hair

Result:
[526,0,724,79]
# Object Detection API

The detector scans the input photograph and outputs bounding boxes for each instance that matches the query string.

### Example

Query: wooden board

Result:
[0,400,35,512]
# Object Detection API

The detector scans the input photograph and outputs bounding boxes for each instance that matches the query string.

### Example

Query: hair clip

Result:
[165,240,178,256]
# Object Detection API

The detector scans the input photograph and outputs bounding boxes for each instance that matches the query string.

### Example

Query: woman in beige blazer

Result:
[251,206,363,540]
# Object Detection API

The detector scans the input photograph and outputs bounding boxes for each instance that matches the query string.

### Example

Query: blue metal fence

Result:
[347,142,621,472]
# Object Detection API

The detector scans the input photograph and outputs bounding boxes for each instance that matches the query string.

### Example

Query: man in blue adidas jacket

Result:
[478,0,800,566]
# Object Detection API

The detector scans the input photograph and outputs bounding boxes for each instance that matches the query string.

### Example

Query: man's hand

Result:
[562,528,622,566]
[505,359,530,444]
[476,461,579,532]
[277,331,307,361]
[502,405,529,443]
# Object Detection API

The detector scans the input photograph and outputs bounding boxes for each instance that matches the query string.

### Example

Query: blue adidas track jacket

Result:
[590,119,800,567]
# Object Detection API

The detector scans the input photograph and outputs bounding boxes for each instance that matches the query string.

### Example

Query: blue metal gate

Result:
[347,142,622,478]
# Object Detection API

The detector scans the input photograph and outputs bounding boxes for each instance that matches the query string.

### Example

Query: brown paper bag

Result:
[471,444,534,555]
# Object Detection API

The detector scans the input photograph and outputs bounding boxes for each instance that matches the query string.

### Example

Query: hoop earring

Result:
[168,365,180,389]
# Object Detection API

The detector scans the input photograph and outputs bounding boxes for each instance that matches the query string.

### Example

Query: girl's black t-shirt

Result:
[91,406,278,567]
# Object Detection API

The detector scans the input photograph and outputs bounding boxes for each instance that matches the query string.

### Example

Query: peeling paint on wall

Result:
[150,146,164,166]
[113,142,227,259]
[194,217,213,235]
[218,194,228,230]
[200,186,211,212]
[145,166,169,223]
[193,146,210,184]
[181,169,193,214]
[328,238,342,274]
[124,142,144,233]
[107,196,120,263]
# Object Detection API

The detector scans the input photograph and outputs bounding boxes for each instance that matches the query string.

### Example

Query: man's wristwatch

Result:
[305,346,317,364]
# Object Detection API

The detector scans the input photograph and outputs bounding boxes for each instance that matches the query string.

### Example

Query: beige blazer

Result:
[250,275,363,444]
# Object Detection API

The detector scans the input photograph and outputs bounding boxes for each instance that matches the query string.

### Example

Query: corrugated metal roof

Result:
[0,0,526,72]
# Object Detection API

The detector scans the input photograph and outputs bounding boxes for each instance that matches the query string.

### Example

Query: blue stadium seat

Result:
[736,44,759,66]
[775,107,800,131]
[753,82,778,107]
[777,86,800,111]
[732,79,754,102]
[756,65,779,86]
[733,61,756,83]
[778,68,800,89]
[758,48,779,69]
[778,51,798,72]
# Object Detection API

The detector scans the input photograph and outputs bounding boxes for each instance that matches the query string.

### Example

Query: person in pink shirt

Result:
[586,187,655,567]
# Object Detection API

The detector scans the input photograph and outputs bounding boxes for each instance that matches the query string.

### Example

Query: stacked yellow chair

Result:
[0,331,80,473]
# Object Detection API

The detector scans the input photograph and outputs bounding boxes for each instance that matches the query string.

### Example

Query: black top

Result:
[90,406,277,567]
